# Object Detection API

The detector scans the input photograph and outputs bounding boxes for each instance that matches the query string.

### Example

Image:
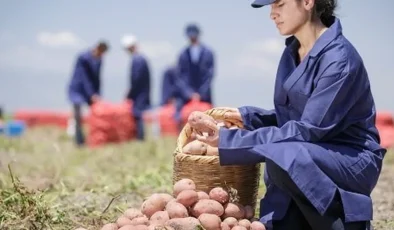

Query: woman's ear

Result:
[302,0,315,11]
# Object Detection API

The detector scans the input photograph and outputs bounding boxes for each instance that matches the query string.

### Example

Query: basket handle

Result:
[175,107,244,155]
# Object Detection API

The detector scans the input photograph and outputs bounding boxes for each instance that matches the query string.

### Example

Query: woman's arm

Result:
[219,59,361,165]
[239,106,277,130]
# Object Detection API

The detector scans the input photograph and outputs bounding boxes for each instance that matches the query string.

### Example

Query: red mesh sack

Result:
[87,100,136,147]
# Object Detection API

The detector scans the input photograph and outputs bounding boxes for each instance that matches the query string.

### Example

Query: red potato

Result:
[244,206,255,220]
[182,140,208,155]
[176,190,199,207]
[209,187,229,204]
[197,191,210,200]
[101,223,118,230]
[223,217,238,228]
[141,194,167,218]
[116,216,133,227]
[119,225,148,230]
[156,193,175,205]
[191,199,224,217]
[173,179,196,196]
[188,111,217,135]
[166,217,200,230]
[206,145,219,156]
[198,213,222,230]
[223,203,246,219]
[165,201,189,218]
[130,216,149,225]
[148,225,173,230]
[118,226,133,230]
[232,226,247,230]
[250,221,266,230]
[150,211,170,226]
[156,227,175,230]
[221,222,231,230]
[124,208,144,220]
[238,219,251,229]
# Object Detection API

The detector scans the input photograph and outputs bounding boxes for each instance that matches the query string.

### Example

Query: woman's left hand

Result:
[188,111,219,147]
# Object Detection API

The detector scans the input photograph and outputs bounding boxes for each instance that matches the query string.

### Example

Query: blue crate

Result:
[4,120,26,137]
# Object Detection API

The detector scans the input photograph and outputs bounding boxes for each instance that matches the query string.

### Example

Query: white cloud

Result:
[235,37,285,77]
[37,31,84,48]
[248,38,284,55]
[140,41,177,61]
[0,45,76,74]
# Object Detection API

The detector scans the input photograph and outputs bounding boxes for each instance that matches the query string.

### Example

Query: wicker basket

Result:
[173,107,261,210]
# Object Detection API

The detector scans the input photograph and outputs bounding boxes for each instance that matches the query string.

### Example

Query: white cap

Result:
[121,34,138,48]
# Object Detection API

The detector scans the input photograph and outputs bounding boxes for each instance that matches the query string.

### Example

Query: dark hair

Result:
[313,0,337,26]
[96,40,109,51]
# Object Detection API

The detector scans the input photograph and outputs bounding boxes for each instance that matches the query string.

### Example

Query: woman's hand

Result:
[223,107,243,125]
[188,111,219,147]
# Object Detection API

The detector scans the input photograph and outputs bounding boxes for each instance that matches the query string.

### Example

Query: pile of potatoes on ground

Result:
[75,178,266,230]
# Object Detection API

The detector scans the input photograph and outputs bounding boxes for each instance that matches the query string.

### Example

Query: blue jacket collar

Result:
[285,17,342,57]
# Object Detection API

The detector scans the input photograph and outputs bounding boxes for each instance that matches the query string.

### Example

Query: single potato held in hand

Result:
[188,111,218,136]
[187,111,220,147]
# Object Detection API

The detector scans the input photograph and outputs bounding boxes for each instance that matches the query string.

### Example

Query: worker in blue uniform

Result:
[122,35,151,141]
[67,41,109,146]
[188,0,386,229]
[160,65,179,106]
[175,23,215,124]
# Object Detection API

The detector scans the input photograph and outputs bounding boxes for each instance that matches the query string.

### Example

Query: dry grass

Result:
[0,126,393,229]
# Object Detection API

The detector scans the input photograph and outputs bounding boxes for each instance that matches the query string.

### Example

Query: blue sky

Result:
[0,0,393,113]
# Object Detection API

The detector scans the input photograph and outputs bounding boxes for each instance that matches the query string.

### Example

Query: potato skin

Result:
[130,216,149,225]
[197,191,210,200]
[116,216,133,227]
[166,217,200,230]
[238,219,251,229]
[250,221,266,230]
[223,217,238,228]
[182,140,208,155]
[176,190,199,207]
[209,187,229,204]
[223,203,246,219]
[149,211,170,225]
[173,179,196,196]
[191,199,225,217]
[123,208,144,220]
[165,201,189,219]
[141,194,167,218]
[221,222,231,230]
[157,193,175,205]
[198,213,221,230]
[100,223,118,230]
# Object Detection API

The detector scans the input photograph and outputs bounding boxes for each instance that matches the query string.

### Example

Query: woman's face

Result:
[270,0,314,36]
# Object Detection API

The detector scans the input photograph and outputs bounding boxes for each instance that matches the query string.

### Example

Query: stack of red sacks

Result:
[87,100,136,147]
[376,111,394,149]
[158,102,179,136]
[13,110,71,129]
